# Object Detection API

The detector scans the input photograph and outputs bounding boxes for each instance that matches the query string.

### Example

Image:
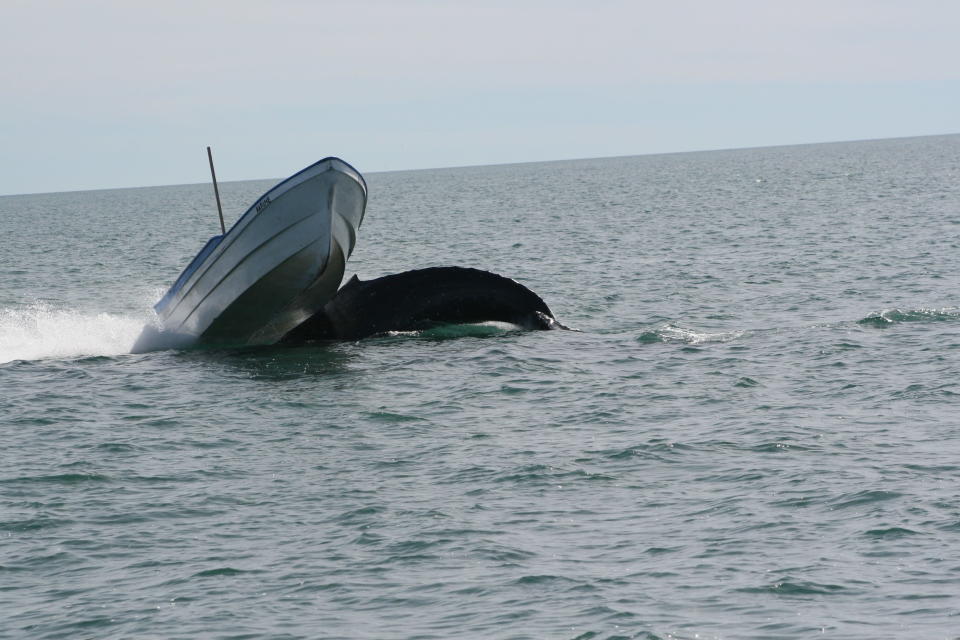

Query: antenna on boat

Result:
[206,146,226,234]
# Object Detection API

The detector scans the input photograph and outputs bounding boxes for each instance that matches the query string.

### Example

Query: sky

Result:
[1,0,958,195]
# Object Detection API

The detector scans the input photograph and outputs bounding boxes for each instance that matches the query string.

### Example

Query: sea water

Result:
[2,135,959,639]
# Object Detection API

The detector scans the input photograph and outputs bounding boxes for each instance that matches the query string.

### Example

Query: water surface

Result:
[2,135,960,639]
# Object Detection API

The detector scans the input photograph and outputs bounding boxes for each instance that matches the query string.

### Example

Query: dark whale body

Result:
[281,266,566,342]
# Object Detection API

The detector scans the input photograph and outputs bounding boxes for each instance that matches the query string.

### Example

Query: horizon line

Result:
[3,131,957,199]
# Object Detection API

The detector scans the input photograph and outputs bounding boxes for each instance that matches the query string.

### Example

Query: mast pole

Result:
[206,146,226,234]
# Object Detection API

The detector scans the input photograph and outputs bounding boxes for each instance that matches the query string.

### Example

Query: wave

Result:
[857,307,960,327]
[637,306,960,347]
[374,321,523,341]
[636,322,745,345]
[0,303,149,364]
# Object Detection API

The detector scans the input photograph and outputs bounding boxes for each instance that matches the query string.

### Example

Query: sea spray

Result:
[0,303,148,363]
[129,323,196,353]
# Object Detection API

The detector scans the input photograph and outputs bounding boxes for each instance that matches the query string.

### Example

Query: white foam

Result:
[0,303,150,364]
[658,323,745,345]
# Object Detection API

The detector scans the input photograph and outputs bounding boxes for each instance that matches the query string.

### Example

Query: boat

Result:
[152,157,367,346]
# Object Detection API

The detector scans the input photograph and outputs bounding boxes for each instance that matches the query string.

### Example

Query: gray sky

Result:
[1,0,958,195]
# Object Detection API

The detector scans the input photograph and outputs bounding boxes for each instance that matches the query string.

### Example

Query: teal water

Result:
[2,135,960,639]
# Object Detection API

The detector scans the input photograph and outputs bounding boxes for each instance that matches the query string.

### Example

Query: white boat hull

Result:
[154,157,366,346]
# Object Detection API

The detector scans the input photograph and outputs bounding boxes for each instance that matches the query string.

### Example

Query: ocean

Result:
[2,135,959,639]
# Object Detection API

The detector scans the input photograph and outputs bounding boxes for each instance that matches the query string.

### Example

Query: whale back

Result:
[281,266,563,342]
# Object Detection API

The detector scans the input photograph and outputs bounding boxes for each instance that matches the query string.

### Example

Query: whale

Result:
[280,266,568,342]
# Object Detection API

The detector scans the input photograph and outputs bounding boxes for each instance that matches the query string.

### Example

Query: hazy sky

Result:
[1,0,958,195]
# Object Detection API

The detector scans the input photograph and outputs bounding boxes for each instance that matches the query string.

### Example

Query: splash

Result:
[0,303,150,364]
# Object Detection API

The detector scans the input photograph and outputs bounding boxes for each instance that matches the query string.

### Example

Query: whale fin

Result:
[281,266,567,342]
